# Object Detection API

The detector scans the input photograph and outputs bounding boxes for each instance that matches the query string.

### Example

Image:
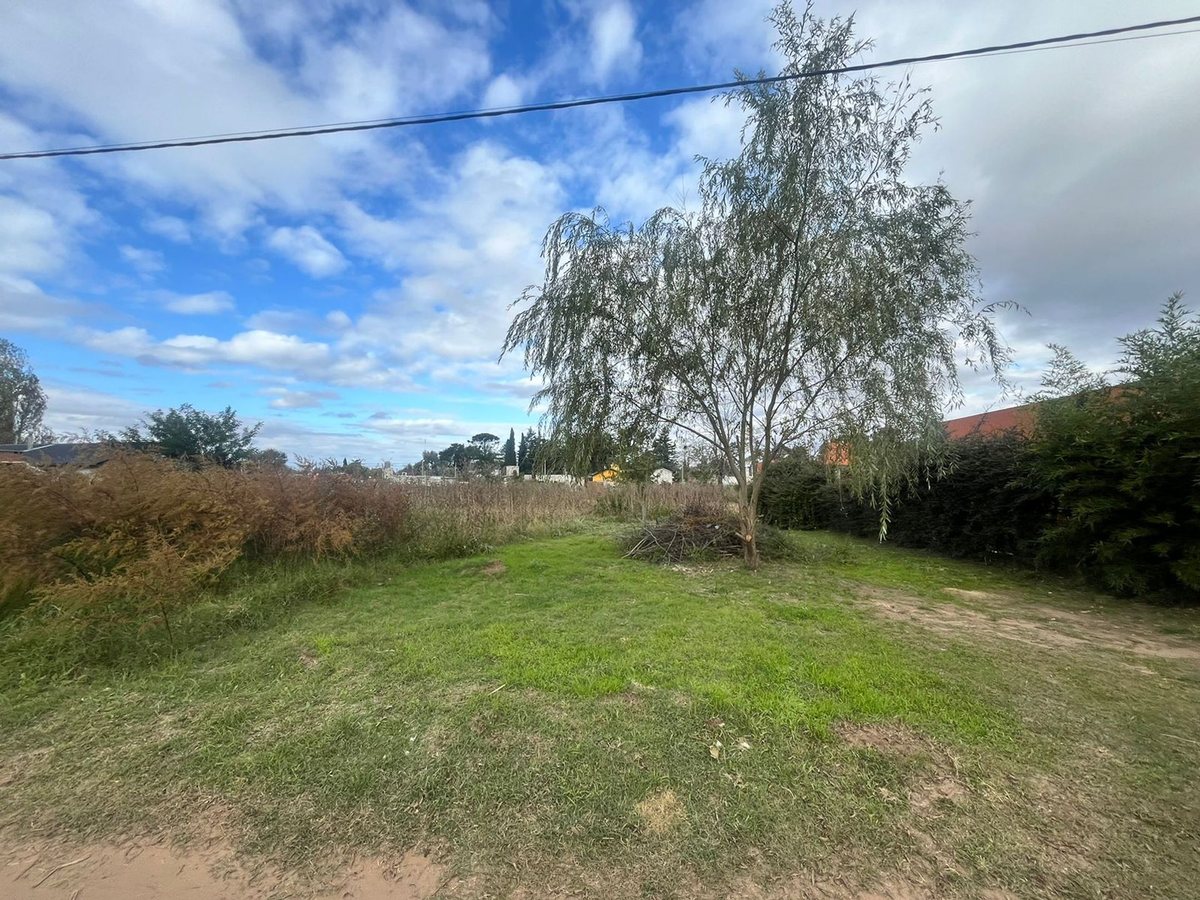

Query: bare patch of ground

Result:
[634,789,686,835]
[836,722,968,816]
[480,560,507,576]
[855,586,1200,663]
[836,722,926,757]
[0,836,447,900]
[669,563,715,577]
[724,868,1019,899]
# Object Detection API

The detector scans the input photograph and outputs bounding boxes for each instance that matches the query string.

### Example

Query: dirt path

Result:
[854,584,1200,665]
[2,838,446,900]
[2,836,1017,899]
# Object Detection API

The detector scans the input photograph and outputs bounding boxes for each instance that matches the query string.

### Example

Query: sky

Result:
[1,0,1197,465]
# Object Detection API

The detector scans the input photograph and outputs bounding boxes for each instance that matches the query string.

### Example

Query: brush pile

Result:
[623,502,751,563]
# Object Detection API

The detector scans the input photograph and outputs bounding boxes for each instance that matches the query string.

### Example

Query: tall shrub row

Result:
[760,434,1052,564]
[0,455,599,633]
[761,296,1200,602]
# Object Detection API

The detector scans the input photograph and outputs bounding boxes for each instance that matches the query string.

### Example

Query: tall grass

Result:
[0,453,721,645]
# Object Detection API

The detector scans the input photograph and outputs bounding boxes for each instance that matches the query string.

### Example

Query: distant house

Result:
[819,402,1041,468]
[591,466,620,483]
[650,467,675,484]
[0,442,117,473]
[942,403,1037,440]
[0,451,33,469]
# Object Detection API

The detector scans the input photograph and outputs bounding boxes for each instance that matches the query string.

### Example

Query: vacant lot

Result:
[2,528,1198,898]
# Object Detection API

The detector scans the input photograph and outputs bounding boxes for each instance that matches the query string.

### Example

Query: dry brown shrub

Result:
[0,454,725,635]
[0,454,247,633]
[238,468,412,558]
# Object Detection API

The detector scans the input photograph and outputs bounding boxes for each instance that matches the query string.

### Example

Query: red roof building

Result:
[942,403,1037,440]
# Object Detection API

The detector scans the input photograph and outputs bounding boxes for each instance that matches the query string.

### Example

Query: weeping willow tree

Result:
[503,3,1008,567]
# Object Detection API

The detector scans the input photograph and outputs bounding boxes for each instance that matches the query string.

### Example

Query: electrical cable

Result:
[2,13,1198,161]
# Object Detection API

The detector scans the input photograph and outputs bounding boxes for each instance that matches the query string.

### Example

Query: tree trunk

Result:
[740,504,761,570]
[739,470,766,570]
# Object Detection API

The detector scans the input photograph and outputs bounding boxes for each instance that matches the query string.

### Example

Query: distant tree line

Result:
[399,425,714,483]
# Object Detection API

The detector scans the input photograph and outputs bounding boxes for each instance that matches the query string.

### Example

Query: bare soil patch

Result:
[835,722,926,757]
[836,721,968,816]
[1,836,446,900]
[480,560,508,576]
[855,586,1200,663]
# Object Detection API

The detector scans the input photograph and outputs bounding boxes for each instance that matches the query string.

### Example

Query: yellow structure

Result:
[590,466,620,483]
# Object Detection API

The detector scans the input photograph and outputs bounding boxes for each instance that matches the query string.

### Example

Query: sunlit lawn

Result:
[2,528,1198,897]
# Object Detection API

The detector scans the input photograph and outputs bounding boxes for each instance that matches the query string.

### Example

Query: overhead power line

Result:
[2,13,1199,162]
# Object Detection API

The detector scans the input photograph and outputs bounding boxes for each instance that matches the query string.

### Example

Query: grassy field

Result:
[2,526,1199,898]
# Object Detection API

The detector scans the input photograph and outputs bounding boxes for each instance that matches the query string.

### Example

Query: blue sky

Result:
[1,0,1197,464]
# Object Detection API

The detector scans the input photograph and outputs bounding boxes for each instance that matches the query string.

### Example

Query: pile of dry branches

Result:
[623,503,749,563]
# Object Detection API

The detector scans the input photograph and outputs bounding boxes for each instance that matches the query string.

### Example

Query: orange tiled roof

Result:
[942,403,1037,440]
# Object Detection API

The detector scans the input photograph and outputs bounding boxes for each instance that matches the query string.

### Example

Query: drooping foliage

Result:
[762,436,1052,564]
[504,2,1006,565]
[762,294,1200,601]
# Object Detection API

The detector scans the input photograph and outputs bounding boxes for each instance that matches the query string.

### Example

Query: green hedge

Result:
[760,433,1052,564]
[762,297,1200,602]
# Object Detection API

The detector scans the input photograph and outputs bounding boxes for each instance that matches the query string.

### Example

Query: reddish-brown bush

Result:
[0,453,723,635]
[0,454,247,634]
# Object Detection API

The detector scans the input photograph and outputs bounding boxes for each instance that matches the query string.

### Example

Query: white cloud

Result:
[0,197,63,275]
[336,202,410,270]
[85,327,331,372]
[0,276,92,334]
[144,215,191,243]
[294,4,491,121]
[267,225,347,277]
[482,73,524,109]
[665,96,746,163]
[561,105,692,222]
[0,113,97,279]
[158,290,235,315]
[119,245,166,277]
[0,1,492,241]
[678,0,779,75]
[41,381,145,438]
[336,141,566,380]
[589,1,641,83]
[364,415,457,436]
[264,386,339,410]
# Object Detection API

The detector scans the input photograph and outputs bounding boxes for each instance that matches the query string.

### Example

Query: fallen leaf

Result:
[708,740,723,759]
[737,738,752,751]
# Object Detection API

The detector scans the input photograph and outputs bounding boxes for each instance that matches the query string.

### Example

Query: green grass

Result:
[2,527,1199,898]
